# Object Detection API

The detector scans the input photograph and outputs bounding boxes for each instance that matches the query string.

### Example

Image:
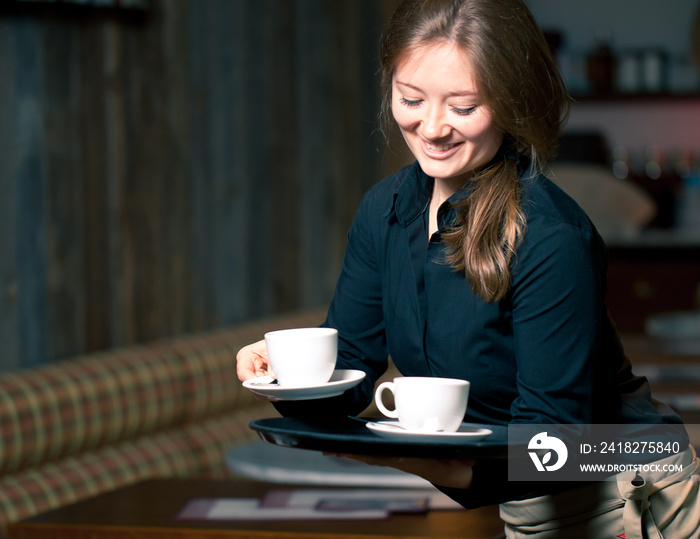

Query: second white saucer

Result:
[366,421,492,443]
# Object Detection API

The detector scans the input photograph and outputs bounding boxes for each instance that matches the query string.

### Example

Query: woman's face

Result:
[392,41,503,187]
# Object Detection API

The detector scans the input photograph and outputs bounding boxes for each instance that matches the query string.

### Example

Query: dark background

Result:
[0,0,698,371]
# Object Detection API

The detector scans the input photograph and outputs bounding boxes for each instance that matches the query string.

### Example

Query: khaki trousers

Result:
[500,446,700,538]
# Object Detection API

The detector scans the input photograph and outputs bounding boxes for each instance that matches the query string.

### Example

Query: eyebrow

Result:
[394,80,477,98]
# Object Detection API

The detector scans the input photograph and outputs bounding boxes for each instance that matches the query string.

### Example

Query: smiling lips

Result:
[424,140,462,155]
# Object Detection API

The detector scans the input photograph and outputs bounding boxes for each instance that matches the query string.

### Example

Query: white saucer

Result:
[242,369,366,401]
[366,421,492,443]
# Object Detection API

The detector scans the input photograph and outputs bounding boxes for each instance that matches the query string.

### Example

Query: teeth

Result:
[426,142,455,152]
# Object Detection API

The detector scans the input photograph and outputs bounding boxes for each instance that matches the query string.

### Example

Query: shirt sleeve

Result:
[436,219,609,509]
[509,220,606,425]
[274,187,389,418]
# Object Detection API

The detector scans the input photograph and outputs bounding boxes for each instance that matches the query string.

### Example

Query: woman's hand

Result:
[236,339,272,381]
[327,453,475,489]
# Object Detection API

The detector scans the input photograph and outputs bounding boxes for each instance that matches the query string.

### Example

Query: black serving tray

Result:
[249,416,512,459]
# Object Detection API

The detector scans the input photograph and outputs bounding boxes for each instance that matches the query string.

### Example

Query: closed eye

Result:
[452,106,477,116]
[400,97,422,108]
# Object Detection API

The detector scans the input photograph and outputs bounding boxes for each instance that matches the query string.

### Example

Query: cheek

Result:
[480,124,503,150]
[464,115,501,145]
[391,101,414,132]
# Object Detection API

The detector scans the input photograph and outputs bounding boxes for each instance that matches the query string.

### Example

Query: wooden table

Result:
[6,478,505,539]
[9,335,692,539]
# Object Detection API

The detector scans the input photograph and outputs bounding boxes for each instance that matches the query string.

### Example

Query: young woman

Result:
[237,0,699,536]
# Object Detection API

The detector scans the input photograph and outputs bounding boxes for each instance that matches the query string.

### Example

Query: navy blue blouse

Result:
[274,160,681,505]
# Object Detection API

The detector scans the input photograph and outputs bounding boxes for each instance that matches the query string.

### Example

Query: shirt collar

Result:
[386,161,472,229]
[385,149,534,229]
[390,162,431,228]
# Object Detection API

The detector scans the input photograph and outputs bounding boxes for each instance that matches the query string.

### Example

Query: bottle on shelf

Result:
[624,147,681,229]
[611,146,630,180]
[586,41,617,96]
[676,150,700,231]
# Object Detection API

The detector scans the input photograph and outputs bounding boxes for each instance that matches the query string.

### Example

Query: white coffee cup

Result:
[374,377,470,433]
[264,327,338,387]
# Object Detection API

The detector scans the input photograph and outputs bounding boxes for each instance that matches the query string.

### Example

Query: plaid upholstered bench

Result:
[0,309,327,534]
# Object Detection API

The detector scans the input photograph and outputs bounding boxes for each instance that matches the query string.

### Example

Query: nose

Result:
[422,104,451,140]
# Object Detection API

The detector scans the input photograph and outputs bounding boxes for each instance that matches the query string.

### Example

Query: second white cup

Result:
[264,327,337,387]
[374,377,470,433]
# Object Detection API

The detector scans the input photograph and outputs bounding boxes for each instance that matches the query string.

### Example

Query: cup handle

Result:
[374,381,398,419]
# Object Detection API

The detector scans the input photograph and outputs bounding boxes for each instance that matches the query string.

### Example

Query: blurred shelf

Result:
[605,228,700,251]
[571,92,700,103]
[621,334,700,363]
[606,233,700,333]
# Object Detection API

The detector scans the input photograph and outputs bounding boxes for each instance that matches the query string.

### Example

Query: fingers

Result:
[236,339,270,381]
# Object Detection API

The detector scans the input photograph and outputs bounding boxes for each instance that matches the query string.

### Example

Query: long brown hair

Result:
[380,0,570,302]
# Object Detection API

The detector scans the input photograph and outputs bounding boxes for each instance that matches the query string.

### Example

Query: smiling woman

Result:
[237,1,700,537]
[390,42,503,237]
[378,0,569,302]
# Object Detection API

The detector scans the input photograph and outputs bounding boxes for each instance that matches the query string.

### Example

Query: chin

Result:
[418,162,468,181]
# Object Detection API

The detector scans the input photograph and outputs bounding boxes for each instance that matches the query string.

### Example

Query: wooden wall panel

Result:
[79,18,114,354]
[117,1,191,343]
[0,22,22,371]
[261,0,302,315]
[42,17,86,361]
[4,19,49,369]
[188,0,257,329]
[295,0,336,309]
[293,0,387,309]
[0,0,393,371]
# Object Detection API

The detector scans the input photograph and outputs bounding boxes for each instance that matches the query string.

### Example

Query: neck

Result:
[432,176,462,206]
